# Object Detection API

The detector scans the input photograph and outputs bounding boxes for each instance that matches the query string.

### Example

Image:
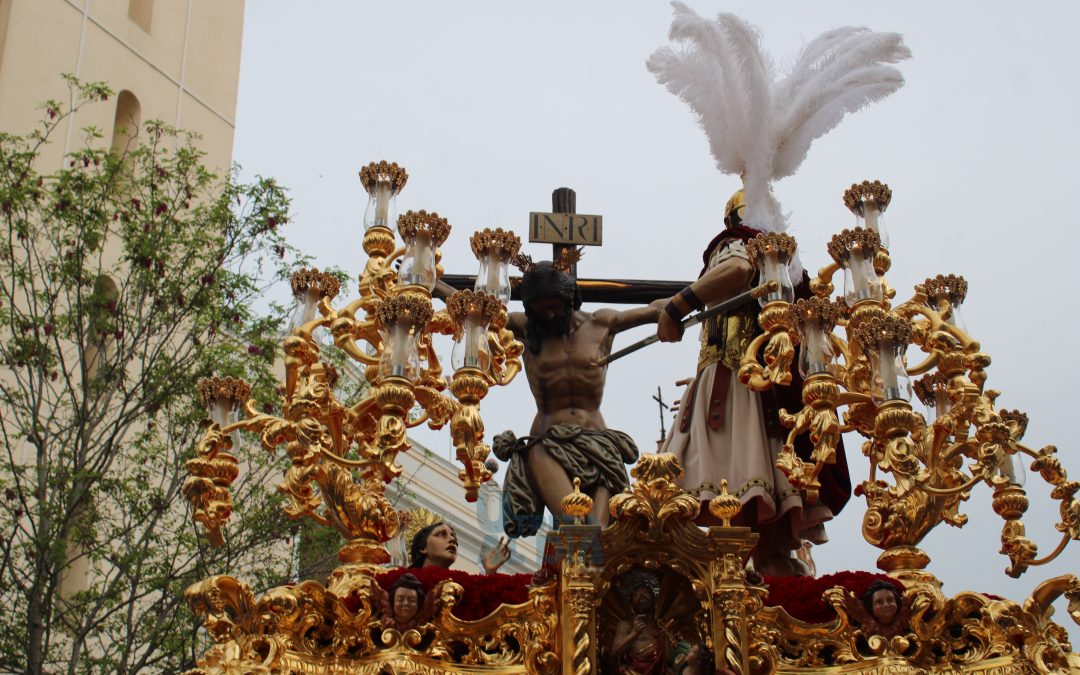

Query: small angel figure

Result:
[378,574,433,631]
[672,641,714,674]
[844,579,911,639]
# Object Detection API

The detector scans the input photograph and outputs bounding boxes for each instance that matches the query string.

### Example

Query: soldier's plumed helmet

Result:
[724,189,746,228]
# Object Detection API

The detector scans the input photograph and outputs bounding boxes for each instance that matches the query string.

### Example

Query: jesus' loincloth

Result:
[492,424,639,537]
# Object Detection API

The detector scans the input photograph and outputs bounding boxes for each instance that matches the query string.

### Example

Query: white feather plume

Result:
[771,29,911,178]
[647,2,910,280]
[651,3,755,176]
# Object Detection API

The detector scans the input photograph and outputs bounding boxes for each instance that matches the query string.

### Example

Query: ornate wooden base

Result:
[184,455,1079,675]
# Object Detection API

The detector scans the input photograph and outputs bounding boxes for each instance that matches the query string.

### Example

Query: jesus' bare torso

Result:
[508,306,658,435]
[506,301,660,525]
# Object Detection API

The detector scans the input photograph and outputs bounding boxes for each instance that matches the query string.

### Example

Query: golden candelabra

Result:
[183,161,524,593]
[737,180,1080,588]
[181,174,1080,674]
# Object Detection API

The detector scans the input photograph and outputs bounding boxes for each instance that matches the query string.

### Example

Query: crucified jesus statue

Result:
[491,256,662,537]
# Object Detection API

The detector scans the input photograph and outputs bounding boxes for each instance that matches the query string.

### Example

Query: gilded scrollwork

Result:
[608,453,701,540]
[181,450,1079,673]
[777,376,843,504]
[738,302,797,391]
[183,164,532,638]
[184,572,559,673]
[489,318,524,387]
[182,424,240,547]
[181,167,1080,672]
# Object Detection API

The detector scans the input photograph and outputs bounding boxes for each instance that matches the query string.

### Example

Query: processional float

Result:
[180,161,1080,674]
[179,5,1080,674]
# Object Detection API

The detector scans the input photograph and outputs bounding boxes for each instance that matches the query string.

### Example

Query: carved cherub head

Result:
[863,579,903,626]
[841,578,911,640]
[388,573,425,627]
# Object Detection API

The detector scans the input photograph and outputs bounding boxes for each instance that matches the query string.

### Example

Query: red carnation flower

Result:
[763,571,904,624]
[371,567,532,621]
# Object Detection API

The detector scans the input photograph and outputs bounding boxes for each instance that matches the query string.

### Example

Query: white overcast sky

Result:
[234,1,1079,637]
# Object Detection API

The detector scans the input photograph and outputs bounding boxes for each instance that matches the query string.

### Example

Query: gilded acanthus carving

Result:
[182,451,1078,674]
[180,161,1079,673]
[608,453,701,540]
[184,573,559,674]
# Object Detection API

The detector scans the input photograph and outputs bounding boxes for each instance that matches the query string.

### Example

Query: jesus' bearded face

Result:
[524,295,573,352]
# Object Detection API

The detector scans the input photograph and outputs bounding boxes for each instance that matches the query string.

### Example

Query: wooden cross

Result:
[441,187,691,304]
[530,186,599,278]
[652,386,670,443]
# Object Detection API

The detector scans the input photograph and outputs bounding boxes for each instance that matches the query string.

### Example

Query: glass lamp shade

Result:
[759,249,795,306]
[363,178,398,230]
[797,317,835,377]
[923,274,970,333]
[914,374,951,424]
[378,322,421,382]
[398,230,437,291]
[375,294,433,383]
[869,340,912,403]
[206,397,235,429]
[856,315,913,403]
[198,376,251,451]
[288,287,321,333]
[474,251,512,305]
[360,162,408,232]
[930,291,968,332]
[447,290,501,376]
[843,241,882,306]
[829,229,883,306]
[790,298,840,378]
[396,211,451,292]
[843,181,892,249]
[929,387,952,422]
[746,232,797,307]
[469,228,521,305]
[451,313,493,372]
[288,269,340,335]
[997,454,1027,487]
[855,201,889,249]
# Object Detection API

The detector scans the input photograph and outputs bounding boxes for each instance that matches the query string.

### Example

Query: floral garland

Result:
[762,570,905,624]
[346,568,903,625]
[371,567,533,622]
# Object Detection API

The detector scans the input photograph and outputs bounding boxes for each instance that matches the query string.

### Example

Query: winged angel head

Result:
[648,1,911,278]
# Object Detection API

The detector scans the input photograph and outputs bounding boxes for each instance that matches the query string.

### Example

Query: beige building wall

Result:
[0,0,247,622]
[386,444,550,576]
[0,0,244,174]
[0,0,247,467]
[1,0,542,623]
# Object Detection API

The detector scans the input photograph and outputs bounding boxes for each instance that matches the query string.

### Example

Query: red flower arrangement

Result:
[340,568,901,626]
[348,567,534,622]
[762,571,905,624]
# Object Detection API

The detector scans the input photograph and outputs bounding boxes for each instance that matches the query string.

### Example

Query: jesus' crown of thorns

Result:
[510,247,583,275]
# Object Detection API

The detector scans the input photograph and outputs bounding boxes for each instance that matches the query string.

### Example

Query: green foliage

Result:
[0,79,309,673]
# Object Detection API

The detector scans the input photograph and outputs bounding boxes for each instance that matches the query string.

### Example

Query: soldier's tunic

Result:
[660,236,834,548]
